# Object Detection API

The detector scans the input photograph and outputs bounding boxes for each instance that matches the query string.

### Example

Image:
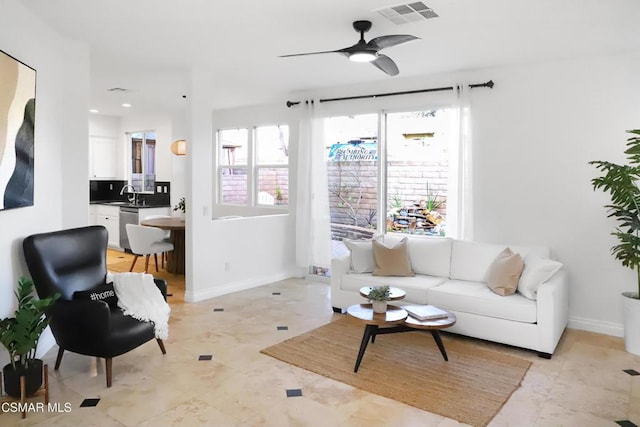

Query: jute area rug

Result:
[261,317,531,427]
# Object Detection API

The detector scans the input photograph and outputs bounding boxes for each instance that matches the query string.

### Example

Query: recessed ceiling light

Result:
[89,109,99,113]
[121,103,132,108]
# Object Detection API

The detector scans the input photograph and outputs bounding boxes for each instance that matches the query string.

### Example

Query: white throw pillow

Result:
[517,255,563,300]
[343,239,375,273]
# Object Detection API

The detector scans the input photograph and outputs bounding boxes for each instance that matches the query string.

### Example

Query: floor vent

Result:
[376,2,438,25]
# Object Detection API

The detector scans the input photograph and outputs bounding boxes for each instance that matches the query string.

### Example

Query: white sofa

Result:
[330,234,569,357]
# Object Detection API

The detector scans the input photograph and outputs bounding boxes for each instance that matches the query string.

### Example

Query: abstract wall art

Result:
[0,48,36,211]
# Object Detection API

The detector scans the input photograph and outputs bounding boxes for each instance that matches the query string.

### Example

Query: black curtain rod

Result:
[286,80,494,108]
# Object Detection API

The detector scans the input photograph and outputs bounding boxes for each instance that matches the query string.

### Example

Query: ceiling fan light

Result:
[349,52,377,62]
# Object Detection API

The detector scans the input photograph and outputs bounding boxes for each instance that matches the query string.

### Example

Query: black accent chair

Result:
[22,225,167,387]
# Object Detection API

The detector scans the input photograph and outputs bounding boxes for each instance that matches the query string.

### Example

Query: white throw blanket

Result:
[107,272,170,340]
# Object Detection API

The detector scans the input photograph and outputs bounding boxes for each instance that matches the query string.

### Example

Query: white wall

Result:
[185,71,299,302]
[235,51,639,337]
[471,52,640,336]
[170,110,188,210]
[0,0,90,364]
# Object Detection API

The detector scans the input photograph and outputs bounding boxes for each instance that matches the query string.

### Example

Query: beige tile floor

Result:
[2,252,640,426]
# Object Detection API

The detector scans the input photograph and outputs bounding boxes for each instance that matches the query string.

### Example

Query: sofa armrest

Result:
[330,255,351,309]
[332,255,350,278]
[536,268,569,355]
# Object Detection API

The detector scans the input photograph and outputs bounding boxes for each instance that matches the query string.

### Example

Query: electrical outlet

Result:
[163,186,167,193]
[157,185,161,192]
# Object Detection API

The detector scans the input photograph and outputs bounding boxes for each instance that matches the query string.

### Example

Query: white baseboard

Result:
[185,270,300,302]
[568,316,624,337]
[305,274,330,283]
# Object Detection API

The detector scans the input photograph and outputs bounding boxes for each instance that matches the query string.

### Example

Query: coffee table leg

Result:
[354,325,377,372]
[430,330,448,361]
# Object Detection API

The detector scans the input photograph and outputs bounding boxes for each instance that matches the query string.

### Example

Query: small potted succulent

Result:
[0,277,59,397]
[367,285,391,314]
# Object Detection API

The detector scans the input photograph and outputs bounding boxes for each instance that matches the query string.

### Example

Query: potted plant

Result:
[367,285,391,314]
[0,277,58,397]
[590,129,640,354]
[173,197,185,218]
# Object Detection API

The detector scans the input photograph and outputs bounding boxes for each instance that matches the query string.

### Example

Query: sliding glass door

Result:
[325,108,456,259]
[385,109,454,237]
[325,114,379,247]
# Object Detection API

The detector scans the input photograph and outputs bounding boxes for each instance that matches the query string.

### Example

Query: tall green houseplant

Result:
[0,277,58,369]
[590,129,640,298]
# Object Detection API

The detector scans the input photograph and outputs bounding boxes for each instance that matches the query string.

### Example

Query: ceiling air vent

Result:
[106,87,128,92]
[376,2,438,25]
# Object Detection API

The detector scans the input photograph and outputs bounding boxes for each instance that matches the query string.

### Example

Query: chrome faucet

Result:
[119,184,138,205]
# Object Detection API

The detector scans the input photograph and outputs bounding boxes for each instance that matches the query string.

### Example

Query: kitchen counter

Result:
[90,200,171,209]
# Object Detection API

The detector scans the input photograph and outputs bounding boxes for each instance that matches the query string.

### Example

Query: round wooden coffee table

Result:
[359,286,406,301]
[347,304,407,372]
[347,304,456,372]
[403,308,456,361]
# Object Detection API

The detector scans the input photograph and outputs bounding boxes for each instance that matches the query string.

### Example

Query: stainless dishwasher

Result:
[119,207,139,251]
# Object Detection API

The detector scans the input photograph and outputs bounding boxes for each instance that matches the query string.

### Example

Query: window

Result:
[325,114,378,240]
[127,131,156,192]
[255,125,289,206]
[216,125,289,208]
[218,128,248,205]
[325,108,455,252]
[385,109,453,236]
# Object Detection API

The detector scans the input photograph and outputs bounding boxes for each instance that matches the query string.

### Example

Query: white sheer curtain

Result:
[446,83,474,240]
[295,101,332,270]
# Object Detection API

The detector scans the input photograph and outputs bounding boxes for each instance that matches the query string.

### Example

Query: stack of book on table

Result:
[405,305,448,320]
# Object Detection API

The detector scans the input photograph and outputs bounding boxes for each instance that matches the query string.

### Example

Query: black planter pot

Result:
[2,359,43,398]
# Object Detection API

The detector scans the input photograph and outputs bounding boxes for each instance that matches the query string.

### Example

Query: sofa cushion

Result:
[428,280,537,323]
[372,237,415,277]
[407,236,452,277]
[450,241,506,282]
[486,248,524,296]
[450,240,551,282]
[380,234,452,277]
[343,239,375,273]
[340,273,447,305]
[518,255,563,300]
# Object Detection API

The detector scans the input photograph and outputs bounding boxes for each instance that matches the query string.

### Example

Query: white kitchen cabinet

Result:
[89,136,119,179]
[89,205,98,226]
[95,205,120,248]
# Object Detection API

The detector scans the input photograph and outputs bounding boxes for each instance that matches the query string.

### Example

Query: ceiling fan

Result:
[279,20,419,76]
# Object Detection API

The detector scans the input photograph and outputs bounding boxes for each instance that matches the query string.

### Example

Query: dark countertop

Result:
[90,200,171,209]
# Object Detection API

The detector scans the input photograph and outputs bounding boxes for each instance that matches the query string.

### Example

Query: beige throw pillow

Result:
[372,237,415,277]
[486,247,524,296]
